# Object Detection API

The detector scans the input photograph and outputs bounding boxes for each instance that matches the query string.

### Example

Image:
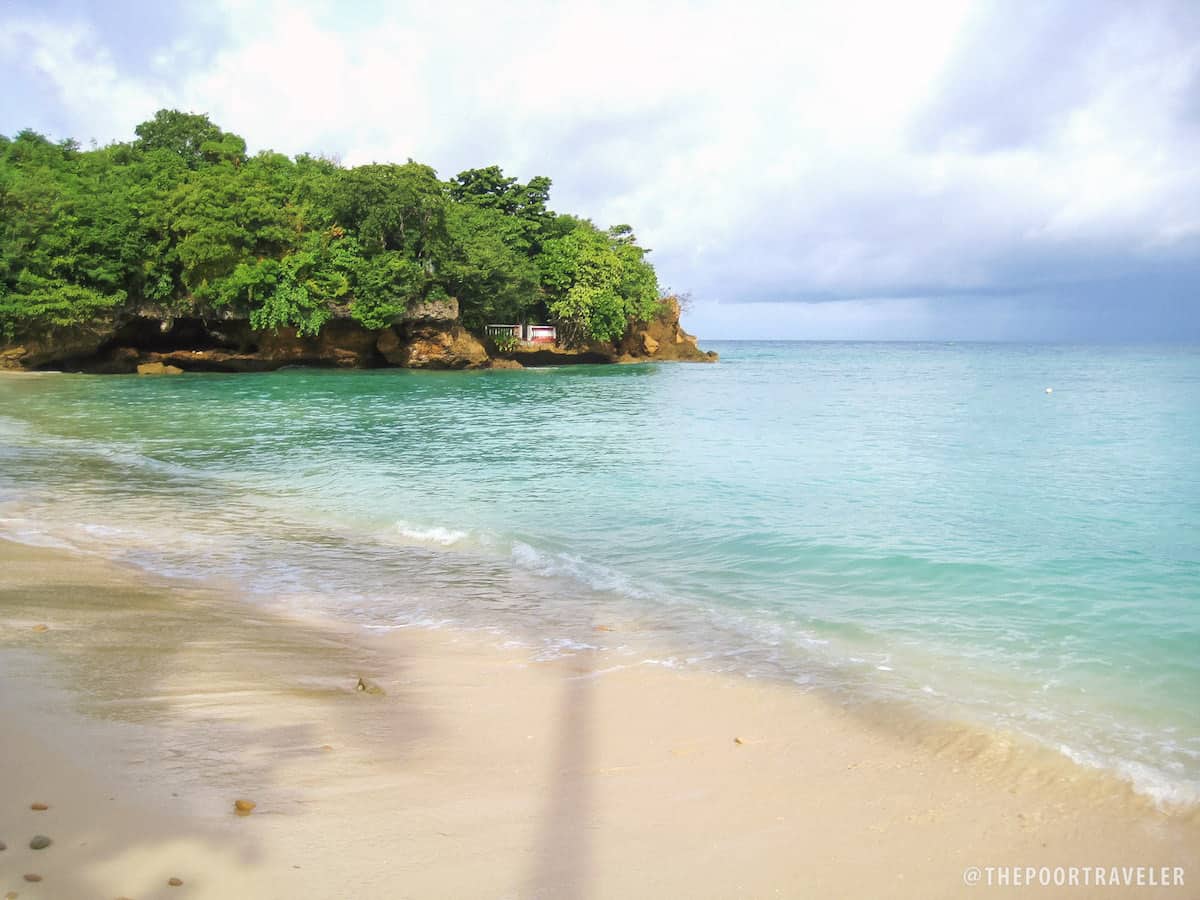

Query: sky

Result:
[1,0,1197,340]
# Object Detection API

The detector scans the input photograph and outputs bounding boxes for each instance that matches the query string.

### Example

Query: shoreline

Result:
[1,538,1197,898]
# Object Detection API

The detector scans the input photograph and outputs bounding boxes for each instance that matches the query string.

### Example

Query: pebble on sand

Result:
[355,676,384,694]
[734,737,745,745]
[22,874,41,882]
[234,799,256,815]
[168,877,184,886]
[0,840,6,850]
[31,624,48,633]
[320,745,334,752]
[29,835,52,850]
[6,890,18,898]
[30,803,48,811]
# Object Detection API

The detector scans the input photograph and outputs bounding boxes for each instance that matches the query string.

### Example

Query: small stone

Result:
[0,840,6,850]
[234,799,256,815]
[31,624,48,633]
[320,745,334,752]
[29,835,51,850]
[6,890,17,898]
[355,676,383,694]
[733,737,745,745]
[30,803,48,811]
[23,874,41,882]
[167,877,183,887]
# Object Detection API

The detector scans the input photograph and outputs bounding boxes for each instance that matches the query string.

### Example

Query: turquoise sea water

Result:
[1,342,1198,807]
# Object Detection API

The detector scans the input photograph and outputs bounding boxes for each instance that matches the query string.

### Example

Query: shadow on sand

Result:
[0,541,433,899]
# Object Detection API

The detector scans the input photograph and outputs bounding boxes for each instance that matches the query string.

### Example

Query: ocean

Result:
[1,341,1197,808]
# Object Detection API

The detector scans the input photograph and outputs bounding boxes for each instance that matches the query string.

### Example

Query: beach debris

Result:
[593,625,614,632]
[1044,387,1053,394]
[29,835,51,850]
[355,676,384,695]
[31,624,48,633]
[23,874,41,882]
[168,877,184,886]
[30,803,48,811]
[234,799,256,816]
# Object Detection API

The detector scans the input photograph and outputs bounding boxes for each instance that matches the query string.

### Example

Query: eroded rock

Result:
[136,361,183,376]
[405,296,459,322]
[617,296,717,363]
[391,324,489,369]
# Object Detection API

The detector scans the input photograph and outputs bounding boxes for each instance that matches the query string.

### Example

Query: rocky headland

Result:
[0,296,715,374]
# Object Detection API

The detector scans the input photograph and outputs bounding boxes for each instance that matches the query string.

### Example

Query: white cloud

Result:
[2,0,1197,337]
[0,17,164,143]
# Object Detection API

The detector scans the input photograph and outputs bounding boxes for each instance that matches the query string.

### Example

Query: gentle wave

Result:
[2,344,1198,813]
[394,520,470,546]
[510,541,655,601]
[3,498,1198,811]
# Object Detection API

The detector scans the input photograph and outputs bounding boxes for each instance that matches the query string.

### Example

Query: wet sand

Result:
[0,539,1196,898]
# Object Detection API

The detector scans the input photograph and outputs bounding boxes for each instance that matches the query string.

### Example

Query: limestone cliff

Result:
[378,323,489,369]
[615,297,718,363]
[0,294,713,373]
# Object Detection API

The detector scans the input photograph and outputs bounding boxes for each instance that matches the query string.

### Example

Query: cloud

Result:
[1,0,1197,338]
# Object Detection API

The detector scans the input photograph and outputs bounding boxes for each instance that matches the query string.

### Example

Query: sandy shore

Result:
[0,539,1196,899]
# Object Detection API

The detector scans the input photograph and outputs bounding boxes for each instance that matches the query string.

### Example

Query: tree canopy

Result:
[0,111,662,345]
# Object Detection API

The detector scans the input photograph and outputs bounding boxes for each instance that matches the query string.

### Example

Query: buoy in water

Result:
[1044,387,1053,394]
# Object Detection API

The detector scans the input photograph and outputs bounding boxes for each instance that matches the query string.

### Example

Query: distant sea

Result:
[2,342,1197,808]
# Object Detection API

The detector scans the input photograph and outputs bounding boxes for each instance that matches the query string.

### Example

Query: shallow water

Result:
[1,341,1198,807]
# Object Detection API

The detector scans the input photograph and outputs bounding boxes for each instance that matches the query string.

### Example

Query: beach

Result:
[2,538,1196,899]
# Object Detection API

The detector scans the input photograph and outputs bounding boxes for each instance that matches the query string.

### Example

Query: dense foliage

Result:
[0,110,661,344]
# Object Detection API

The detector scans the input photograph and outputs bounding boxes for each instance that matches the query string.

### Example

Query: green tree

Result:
[538,221,661,345]
[134,109,229,169]
[0,113,665,349]
[449,166,552,254]
[444,203,539,328]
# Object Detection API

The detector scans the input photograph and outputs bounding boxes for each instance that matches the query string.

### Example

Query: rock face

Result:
[385,323,489,369]
[0,293,714,372]
[137,361,183,375]
[616,297,717,363]
[0,314,120,370]
[488,358,524,370]
[404,295,459,323]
